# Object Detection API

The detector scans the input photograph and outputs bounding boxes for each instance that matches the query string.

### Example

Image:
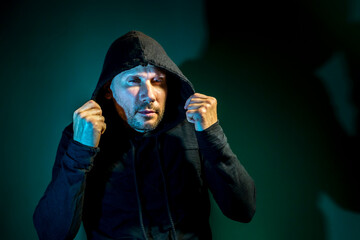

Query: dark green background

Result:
[1,0,359,239]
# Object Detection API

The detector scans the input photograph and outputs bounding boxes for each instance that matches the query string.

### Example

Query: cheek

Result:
[112,88,136,105]
[110,80,137,103]
[160,93,167,107]
[114,91,139,115]
[155,88,167,104]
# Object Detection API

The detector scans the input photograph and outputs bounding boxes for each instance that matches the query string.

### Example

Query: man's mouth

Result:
[137,109,157,116]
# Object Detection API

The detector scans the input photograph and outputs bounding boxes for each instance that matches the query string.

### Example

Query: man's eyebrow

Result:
[156,71,166,78]
[154,67,166,75]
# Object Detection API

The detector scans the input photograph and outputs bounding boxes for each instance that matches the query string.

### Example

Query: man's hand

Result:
[184,93,218,131]
[73,100,106,147]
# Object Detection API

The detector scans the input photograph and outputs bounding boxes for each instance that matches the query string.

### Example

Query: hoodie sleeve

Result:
[195,122,256,223]
[33,124,99,240]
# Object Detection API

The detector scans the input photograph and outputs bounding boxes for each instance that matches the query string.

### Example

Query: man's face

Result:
[108,64,167,132]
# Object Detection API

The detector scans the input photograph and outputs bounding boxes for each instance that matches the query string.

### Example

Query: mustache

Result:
[135,102,160,113]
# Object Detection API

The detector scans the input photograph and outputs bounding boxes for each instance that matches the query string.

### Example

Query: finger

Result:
[84,115,106,133]
[190,96,217,108]
[79,100,99,110]
[187,98,210,105]
[189,93,210,103]
[75,108,103,119]
[74,110,101,122]
[186,109,203,119]
[188,96,206,101]
[185,95,210,109]
[75,100,101,113]
[84,115,105,123]
[186,109,206,127]
[101,122,107,134]
[185,111,196,123]
[187,97,214,109]
[184,95,194,109]
[93,120,107,133]
[185,93,212,109]
[188,106,208,115]
[74,106,103,120]
[192,93,209,99]
[186,103,205,110]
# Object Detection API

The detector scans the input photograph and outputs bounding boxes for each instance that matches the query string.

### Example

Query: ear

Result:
[105,90,112,100]
[104,83,113,100]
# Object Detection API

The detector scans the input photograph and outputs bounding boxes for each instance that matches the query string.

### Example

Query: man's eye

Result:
[128,77,140,84]
[153,77,165,83]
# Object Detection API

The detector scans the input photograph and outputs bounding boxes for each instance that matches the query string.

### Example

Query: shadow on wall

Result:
[180,0,360,239]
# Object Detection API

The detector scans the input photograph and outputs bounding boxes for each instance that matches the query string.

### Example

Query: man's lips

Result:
[137,109,157,115]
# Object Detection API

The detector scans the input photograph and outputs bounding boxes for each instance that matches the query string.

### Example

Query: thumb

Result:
[185,110,195,123]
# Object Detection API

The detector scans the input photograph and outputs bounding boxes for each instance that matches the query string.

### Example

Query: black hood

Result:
[91,30,195,133]
[91,30,194,106]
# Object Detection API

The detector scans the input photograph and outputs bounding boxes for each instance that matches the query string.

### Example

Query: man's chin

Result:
[130,120,159,133]
[128,113,164,133]
[133,126,156,133]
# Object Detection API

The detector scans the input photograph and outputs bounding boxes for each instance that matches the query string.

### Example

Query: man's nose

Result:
[139,81,156,103]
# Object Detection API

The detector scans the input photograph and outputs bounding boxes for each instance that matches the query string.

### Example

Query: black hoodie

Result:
[33,31,256,240]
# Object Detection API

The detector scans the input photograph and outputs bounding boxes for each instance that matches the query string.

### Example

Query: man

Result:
[33,31,256,240]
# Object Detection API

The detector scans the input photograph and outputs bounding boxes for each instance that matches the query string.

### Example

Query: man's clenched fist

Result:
[184,93,218,131]
[73,100,106,147]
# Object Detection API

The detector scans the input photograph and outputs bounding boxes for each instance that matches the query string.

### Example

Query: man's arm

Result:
[185,93,256,222]
[196,122,256,222]
[33,125,99,239]
[33,100,106,239]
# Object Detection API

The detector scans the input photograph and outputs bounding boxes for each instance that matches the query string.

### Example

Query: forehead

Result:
[114,64,166,80]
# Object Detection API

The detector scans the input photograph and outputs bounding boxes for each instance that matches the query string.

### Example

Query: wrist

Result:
[73,135,100,148]
[195,119,218,132]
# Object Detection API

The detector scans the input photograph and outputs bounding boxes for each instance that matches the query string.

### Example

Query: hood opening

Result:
[95,69,192,137]
[91,30,195,135]
[91,30,195,103]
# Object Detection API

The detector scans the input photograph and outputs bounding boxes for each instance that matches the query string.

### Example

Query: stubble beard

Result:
[127,102,165,133]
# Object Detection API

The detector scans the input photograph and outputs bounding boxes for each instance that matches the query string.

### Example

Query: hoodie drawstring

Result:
[155,137,177,240]
[131,137,177,240]
[130,142,148,240]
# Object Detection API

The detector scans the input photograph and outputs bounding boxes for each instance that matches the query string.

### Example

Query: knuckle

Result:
[79,112,86,119]
[74,109,81,116]
[84,116,95,123]
[93,122,100,128]
[84,117,91,124]
[200,106,207,114]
